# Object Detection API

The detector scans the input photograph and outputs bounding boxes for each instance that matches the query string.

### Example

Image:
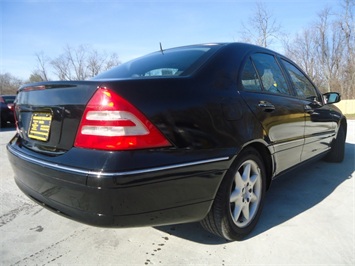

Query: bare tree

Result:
[29,72,46,83]
[65,44,88,80]
[104,52,120,71]
[51,54,72,80]
[313,8,345,93]
[87,49,103,77]
[34,44,121,81]
[32,51,50,81]
[338,0,355,98]
[0,73,23,94]
[87,50,120,77]
[284,1,354,98]
[284,28,319,82]
[240,1,282,48]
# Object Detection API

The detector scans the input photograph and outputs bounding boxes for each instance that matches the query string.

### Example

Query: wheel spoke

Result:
[242,204,250,220]
[249,173,259,185]
[250,192,258,203]
[234,171,244,188]
[230,189,240,203]
[242,163,251,181]
[233,204,243,221]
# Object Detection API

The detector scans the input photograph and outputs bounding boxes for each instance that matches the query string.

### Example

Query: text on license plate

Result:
[28,113,52,141]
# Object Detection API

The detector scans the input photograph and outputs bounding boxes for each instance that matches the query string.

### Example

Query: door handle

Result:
[258,101,275,112]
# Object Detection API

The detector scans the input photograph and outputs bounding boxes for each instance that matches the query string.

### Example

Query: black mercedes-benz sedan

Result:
[7,43,347,241]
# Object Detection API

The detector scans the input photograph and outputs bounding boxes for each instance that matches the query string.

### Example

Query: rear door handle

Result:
[258,101,275,112]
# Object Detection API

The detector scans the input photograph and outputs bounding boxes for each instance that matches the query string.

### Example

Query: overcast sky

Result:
[1,0,342,80]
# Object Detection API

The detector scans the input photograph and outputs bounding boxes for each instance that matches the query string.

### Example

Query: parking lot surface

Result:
[1,121,354,265]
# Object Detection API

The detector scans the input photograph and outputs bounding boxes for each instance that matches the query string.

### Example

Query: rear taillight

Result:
[74,87,171,150]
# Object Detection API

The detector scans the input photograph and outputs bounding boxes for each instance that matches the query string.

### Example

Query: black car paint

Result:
[7,43,345,229]
[8,143,229,226]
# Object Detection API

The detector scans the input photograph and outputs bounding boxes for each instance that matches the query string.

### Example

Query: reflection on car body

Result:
[7,43,347,241]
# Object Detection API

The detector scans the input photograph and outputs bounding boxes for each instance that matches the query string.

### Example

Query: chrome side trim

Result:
[7,145,230,177]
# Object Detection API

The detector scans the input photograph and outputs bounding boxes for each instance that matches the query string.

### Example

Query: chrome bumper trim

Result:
[7,145,229,177]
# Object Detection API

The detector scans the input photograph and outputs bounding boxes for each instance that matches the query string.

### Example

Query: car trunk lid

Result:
[15,81,101,154]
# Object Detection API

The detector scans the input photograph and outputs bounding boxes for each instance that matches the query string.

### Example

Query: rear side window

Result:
[281,59,318,99]
[241,58,262,91]
[93,46,217,79]
[251,53,290,95]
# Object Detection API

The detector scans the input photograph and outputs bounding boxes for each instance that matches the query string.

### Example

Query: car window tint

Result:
[2,96,16,104]
[241,58,262,91]
[93,46,217,79]
[251,53,290,95]
[281,59,318,99]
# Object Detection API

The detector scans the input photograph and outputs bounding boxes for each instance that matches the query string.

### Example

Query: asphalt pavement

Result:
[1,121,354,265]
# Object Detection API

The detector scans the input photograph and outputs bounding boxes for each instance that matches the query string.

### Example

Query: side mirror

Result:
[323,92,341,104]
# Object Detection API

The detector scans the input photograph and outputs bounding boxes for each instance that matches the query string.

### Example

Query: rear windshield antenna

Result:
[159,42,164,55]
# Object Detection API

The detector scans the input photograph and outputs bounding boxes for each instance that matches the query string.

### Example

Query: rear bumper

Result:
[7,141,231,227]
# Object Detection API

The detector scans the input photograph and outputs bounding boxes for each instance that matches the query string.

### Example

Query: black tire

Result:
[324,125,346,163]
[201,147,266,241]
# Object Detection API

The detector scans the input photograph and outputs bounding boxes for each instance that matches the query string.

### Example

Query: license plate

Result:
[28,113,52,142]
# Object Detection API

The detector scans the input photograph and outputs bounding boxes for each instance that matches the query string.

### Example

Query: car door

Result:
[239,53,305,175]
[280,59,337,161]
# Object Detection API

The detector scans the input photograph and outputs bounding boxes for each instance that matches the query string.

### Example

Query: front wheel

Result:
[201,147,266,241]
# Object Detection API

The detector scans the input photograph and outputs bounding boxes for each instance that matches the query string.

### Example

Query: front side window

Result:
[251,53,290,95]
[281,59,318,99]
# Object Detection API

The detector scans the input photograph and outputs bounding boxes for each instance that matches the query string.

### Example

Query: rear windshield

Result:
[2,96,16,104]
[93,46,218,79]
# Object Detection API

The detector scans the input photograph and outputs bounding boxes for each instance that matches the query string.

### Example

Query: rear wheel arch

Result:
[244,142,273,190]
[222,142,273,191]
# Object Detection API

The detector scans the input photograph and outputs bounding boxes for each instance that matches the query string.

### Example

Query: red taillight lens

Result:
[74,87,171,150]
